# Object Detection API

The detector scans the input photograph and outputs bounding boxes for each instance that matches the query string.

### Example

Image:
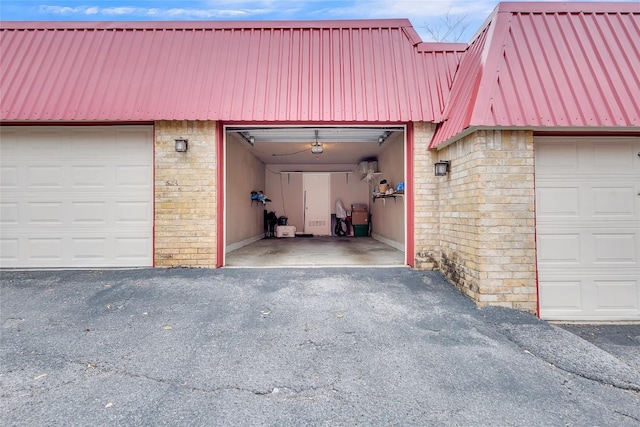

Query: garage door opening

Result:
[221,125,409,267]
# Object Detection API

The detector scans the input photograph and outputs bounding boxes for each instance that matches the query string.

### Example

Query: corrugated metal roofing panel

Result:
[483,9,640,128]
[429,24,491,148]
[0,20,455,123]
[431,2,640,148]
[415,46,466,121]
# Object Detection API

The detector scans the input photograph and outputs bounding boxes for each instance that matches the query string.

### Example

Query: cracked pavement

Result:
[1,268,639,426]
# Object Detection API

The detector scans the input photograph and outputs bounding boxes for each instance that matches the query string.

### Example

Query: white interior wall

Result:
[226,134,266,248]
[265,164,370,232]
[370,133,405,246]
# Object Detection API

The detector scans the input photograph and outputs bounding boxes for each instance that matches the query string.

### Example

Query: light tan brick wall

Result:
[436,132,483,300]
[154,121,217,267]
[413,122,440,269]
[435,130,537,312]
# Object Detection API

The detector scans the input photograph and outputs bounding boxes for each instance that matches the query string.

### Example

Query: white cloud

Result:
[38,5,87,14]
[101,7,138,16]
[162,8,272,18]
[37,3,275,19]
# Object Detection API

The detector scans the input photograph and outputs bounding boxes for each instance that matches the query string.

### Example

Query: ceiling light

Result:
[378,131,393,146]
[311,142,323,154]
[311,129,323,154]
[240,132,255,146]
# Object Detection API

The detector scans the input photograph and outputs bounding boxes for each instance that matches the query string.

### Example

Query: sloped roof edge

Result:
[430,1,640,149]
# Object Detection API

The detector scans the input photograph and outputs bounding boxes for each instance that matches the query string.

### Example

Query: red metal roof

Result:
[430,2,640,148]
[0,19,461,123]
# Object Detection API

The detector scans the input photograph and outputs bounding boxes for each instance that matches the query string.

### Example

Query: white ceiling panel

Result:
[227,126,403,165]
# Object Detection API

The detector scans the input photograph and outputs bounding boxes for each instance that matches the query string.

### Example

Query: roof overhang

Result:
[431,126,640,150]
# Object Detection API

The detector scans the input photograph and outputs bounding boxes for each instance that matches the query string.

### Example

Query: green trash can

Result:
[353,224,369,237]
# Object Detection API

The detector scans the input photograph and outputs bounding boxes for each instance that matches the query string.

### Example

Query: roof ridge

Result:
[497,2,640,14]
[0,19,415,31]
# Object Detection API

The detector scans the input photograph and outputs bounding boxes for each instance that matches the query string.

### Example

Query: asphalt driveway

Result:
[1,268,639,426]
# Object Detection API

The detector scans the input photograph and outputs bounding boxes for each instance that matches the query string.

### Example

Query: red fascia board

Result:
[216,122,225,268]
[0,120,154,126]
[431,125,640,149]
[220,121,411,128]
[534,129,640,137]
[0,19,415,31]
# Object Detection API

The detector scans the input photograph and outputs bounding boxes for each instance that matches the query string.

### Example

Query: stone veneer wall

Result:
[436,130,537,312]
[154,121,217,267]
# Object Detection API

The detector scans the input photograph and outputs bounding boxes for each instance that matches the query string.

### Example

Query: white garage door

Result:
[535,136,640,321]
[0,126,153,268]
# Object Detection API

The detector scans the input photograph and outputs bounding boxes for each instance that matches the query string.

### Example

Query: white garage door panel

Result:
[539,276,639,321]
[0,126,153,268]
[537,183,637,219]
[1,232,151,266]
[537,228,639,267]
[535,137,640,320]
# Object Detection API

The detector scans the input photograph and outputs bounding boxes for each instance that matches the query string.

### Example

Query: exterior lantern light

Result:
[174,138,188,152]
[434,160,450,176]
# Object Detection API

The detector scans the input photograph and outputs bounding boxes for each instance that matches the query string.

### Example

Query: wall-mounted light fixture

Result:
[175,138,188,152]
[434,160,450,176]
[240,132,255,146]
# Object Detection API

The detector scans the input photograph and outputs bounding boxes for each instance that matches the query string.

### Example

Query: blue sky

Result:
[0,0,631,42]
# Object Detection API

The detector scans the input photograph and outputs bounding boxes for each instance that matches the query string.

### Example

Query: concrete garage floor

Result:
[225,236,404,267]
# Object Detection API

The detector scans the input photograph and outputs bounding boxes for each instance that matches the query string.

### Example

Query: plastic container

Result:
[276,225,296,237]
[353,224,369,237]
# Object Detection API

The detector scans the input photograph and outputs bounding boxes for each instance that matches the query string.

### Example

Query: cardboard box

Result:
[275,225,296,238]
[351,211,368,225]
[351,203,368,212]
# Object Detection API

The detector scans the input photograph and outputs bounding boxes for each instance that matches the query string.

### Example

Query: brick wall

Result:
[413,122,440,269]
[436,132,483,301]
[151,120,537,312]
[154,121,217,267]
[435,130,537,312]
